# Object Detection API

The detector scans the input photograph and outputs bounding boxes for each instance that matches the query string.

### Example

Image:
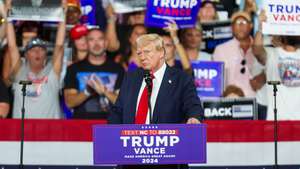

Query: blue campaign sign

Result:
[145,0,201,28]
[201,20,233,53]
[93,124,207,165]
[192,61,224,97]
[80,0,96,25]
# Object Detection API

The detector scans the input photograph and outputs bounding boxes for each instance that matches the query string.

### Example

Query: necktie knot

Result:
[135,71,155,124]
[150,72,155,80]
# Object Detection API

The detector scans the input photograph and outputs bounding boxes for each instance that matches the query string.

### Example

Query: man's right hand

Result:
[258,10,267,31]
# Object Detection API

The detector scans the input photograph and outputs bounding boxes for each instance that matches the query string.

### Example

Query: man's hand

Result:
[163,20,180,45]
[62,0,67,13]
[105,3,115,18]
[87,74,107,95]
[250,71,266,91]
[258,10,267,31]
[245,0,257,14]
[186,117,201,124]
[163,20,178,38]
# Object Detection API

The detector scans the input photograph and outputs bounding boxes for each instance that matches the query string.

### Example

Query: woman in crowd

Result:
[180,23,212,62]
[116,24,147,71]
[197,1,218,23]
[69,24,88,64]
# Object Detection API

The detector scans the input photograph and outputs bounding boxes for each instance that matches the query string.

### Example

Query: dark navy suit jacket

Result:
[109,66,203,124]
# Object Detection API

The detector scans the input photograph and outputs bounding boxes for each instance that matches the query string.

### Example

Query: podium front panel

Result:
[93,124,207,165]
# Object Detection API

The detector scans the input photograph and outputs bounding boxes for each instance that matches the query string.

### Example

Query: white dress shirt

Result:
[135,63,167,124]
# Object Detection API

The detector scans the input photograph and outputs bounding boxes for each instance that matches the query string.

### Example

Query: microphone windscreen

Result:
[19,80,32,85]
[267,81,281,85]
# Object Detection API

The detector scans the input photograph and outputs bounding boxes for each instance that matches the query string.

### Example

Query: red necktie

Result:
[135,74,154,124]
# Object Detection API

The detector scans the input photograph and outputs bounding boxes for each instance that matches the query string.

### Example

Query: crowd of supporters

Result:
[0,0,299,121]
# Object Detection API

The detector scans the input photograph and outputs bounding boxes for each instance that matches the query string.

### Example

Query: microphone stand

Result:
[268,82,279,169]
[144,70,153,124]
[19,82,30,169]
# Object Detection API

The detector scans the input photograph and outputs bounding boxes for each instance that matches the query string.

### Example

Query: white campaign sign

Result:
[8,0,64,22]
[263,0,300,35]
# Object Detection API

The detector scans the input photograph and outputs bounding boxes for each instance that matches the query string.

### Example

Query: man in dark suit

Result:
[109,34,203,169]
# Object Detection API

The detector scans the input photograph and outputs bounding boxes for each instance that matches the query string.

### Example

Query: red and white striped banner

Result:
[0,119,300,166]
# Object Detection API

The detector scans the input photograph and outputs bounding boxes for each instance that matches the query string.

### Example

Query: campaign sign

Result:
[192,61,224,97]
[201,20,232,54]
[263,0,300,35]
[202,98,257,120]
[110,0,147,14]
[145,0,201,28]
[8,0,64,22]
[80,0,96,25]
[93,124,207,165]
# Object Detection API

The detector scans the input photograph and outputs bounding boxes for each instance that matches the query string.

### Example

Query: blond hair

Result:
[136,33,164,51]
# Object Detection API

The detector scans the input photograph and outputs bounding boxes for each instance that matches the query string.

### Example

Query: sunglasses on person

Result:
[240,59,246,74]
[234,19,249,25]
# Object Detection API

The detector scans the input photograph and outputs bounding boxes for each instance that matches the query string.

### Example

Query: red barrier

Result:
[0,119,300,142]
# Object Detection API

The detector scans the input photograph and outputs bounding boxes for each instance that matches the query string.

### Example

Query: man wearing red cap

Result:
[64,28,124,119]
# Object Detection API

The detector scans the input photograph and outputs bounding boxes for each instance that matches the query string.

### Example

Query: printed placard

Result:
[263,0,300,35]
[8,0,64,22]
[145,0,201,28]
[110,0,147,14]
[93,124,207,165]
[192,61,224,97]
[201,20,232,53]
[80,0,97,25]
[202,98,257,120]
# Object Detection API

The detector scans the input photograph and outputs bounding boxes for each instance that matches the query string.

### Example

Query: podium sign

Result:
[93,124,206,165]
[192,61,224,97]
[203,98,257,120]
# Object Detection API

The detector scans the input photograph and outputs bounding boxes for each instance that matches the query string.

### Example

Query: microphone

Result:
[143,69,154,124]
[19,80,32,85]
[144,70,153,95]
[267,81,281,85]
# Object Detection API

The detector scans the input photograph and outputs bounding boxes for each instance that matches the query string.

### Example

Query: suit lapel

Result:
[128,69,144,123]
[152,66,175,123]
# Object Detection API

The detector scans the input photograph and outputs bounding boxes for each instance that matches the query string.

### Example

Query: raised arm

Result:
[6,22,21,78]
[164,20,192,74]
[52,1,67,77]
[105,4,120,52]
[253,32,267,65]
[2,48,13,86]
[0,1,6,41]
[252,10,267,65]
